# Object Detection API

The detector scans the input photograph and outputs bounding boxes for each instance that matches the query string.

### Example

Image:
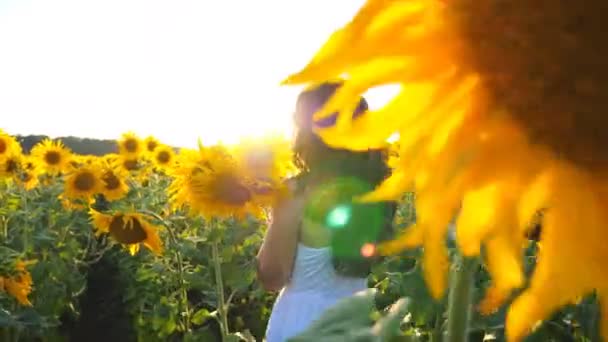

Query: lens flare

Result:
[326,204,352,229]
[360,243,376,258]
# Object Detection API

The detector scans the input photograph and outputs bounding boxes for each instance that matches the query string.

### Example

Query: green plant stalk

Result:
[430,311,443,342]
[212,241,230,339]
[446,254,477,342]
[141,210,191,332]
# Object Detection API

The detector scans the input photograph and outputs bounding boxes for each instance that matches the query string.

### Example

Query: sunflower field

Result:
[1,3,608,340]
[0,125,603,342]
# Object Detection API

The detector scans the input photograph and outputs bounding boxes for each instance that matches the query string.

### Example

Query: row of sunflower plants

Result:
[0,130,292,341]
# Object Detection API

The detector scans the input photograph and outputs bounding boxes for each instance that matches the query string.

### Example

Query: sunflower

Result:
[99,163,129,201]
[117,132,143,158]
[89,209,163,255]
[119,155,140,173]
[18,156,39,190]
[0,130,19,161]
[169,144,270,219]
[0,260,34,306]
[63,165,103,201]
[284,1,608,341]
[144,136,161,154]
[0,150,22,180]
[152,144,175,171]
[30,138,72,175]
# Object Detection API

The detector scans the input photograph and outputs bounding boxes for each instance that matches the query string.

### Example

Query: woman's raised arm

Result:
[255,189,305,291]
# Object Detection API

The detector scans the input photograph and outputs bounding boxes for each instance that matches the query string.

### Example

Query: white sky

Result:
[0,0,397,148]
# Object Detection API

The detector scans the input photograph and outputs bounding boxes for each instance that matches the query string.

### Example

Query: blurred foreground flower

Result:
[284,1,608,341]
[90,209,163,256]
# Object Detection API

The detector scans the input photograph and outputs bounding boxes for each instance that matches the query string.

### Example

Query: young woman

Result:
[256,82,397,341]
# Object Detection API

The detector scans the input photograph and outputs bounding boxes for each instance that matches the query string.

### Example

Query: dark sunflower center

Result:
[74,171,96,191]
[0,139,7,154]
[147,141,158,152]
[123,159,138,171]
[108,215,147,244]
[103,172,121,190]
[44,151,61,165]
[5,159,18,174]
[22,172,33,182]
[215,173,252,205]
[156,151,171,164]
[124,139,138,153]
[456,1,608,170]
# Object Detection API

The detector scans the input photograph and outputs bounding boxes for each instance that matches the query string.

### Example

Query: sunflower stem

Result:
[446,253,477,342]
[430,311,443,342]
[141,210,191,332]
[211,241,229,340]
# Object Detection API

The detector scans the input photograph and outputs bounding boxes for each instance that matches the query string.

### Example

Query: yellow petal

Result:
[357,169,414,202]
[377,223,424,255]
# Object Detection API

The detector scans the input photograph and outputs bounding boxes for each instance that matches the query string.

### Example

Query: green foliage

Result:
[0,147,601,342]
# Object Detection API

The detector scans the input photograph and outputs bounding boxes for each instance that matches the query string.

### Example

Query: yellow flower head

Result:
[0,150,22,180]
[63,165,103,201]
[284,1,608,341]
[0,130,20,161]
[99,161,129,201]
[169,145,271,219]
[1,260,34,306]
[117,132,143,158]
[143,136,161,154]
[17,156,40,190]
[30,138,72,175]
[90,209,163,256]
[118,155,140,173]
[152,144,176,171]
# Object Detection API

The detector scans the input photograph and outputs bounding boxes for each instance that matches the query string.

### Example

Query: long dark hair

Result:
[292,81,397,278]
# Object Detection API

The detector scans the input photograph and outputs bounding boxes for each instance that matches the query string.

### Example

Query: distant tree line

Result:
[16,135,119,156]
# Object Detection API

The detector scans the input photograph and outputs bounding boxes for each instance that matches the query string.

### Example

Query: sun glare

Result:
[0,0,398,149]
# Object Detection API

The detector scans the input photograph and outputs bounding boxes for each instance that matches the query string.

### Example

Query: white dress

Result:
[264,243,368,342]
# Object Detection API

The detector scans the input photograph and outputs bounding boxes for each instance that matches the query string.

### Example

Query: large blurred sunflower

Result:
[30,139,72,175]
[0,260,34,306]
[90,209,163,256]
[284,1,608,341]
[63,165,103,201]
[117,132,143,158]
[169,145,272,219]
